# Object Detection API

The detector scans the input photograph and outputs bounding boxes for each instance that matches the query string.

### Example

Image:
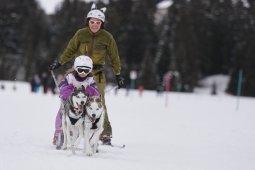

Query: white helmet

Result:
[74,55,93,72]
[87,3,106,22]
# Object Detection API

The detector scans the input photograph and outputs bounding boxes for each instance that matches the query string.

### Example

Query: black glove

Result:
[115,75,125,89]
[49,60,61,70]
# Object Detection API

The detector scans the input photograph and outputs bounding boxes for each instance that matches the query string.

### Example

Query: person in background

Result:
[49,3,125,145]
[30,74,41,93]
[41,72,49,94]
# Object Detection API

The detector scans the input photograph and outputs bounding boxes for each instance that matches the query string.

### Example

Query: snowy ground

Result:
[0,81,255,170]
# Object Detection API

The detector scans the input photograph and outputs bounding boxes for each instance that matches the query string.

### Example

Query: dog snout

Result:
[92,114,96,117]
[81,101,85,105]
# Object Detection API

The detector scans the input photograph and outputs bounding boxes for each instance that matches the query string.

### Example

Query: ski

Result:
[100,142,125,149]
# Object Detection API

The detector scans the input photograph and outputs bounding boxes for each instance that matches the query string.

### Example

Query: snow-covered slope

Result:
[0,81,255,170]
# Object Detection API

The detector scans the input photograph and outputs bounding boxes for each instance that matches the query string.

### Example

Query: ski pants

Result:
[93,69,112,138]
[55,109,62,131]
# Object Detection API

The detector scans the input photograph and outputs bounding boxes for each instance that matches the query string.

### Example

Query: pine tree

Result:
[107,0,157,89]
[227,0,255,96]
[0,0,49,80]
[48,0,90,71]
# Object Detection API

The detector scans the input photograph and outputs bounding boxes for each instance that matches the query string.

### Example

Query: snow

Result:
[232,0,250,8]
[194,74,230,95]
[240,0,250,8]
[0,80,255,170]
[36,0,109,15]
[36,0,63,14]
[157,0,173,9]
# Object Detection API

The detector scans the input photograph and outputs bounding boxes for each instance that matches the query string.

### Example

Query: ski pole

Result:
[50,70,60,92]
[105,85,118,93]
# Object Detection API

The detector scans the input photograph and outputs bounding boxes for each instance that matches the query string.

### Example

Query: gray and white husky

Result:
[84,96,105,156]
[61,86,88,153]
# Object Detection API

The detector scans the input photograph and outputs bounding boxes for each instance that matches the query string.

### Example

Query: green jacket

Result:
[59,28,121,75]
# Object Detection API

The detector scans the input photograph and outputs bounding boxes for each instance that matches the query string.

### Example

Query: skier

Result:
[52,55,100,146]
[49,3,125,145]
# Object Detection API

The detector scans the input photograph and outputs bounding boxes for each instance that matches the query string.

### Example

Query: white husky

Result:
[84,96,104,156]
[61,86,88,153]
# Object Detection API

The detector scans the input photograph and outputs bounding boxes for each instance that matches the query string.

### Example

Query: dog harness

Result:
[68,115,84,125]
[85,113,102,129]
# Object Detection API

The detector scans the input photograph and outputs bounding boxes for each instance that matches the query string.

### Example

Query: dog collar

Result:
[86,114,102,129]
[69,116,80,125]
[91,117,101,129]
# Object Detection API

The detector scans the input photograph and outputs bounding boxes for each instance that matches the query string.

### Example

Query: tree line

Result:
[1,0,255,96]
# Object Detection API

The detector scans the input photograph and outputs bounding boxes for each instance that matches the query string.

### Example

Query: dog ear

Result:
[81,85,86,92]
[72,87,77,94]
[86,97,91,106]
[95,96,102,108]
[95,97,101,103]
[88,96,94,102]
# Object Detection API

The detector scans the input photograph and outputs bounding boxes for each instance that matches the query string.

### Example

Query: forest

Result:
[1,0,255,96]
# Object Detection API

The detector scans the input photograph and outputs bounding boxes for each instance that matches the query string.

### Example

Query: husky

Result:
[84,96,104,156]
[61,86,88,153]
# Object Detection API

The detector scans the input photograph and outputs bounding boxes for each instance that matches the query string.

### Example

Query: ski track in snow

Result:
[0,81,255,170]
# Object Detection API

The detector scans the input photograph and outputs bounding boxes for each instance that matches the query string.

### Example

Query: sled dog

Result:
[62,86,87,151]
[84,96,104,156]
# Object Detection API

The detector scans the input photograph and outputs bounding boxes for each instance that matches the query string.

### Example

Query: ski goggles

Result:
[77,68,91,74]
[89,20,101,25]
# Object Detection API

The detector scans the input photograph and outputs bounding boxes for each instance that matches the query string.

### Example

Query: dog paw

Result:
[86,149,93,156]
[86,152,93,156]
[92,145,98,154]
[56,146,61,150]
